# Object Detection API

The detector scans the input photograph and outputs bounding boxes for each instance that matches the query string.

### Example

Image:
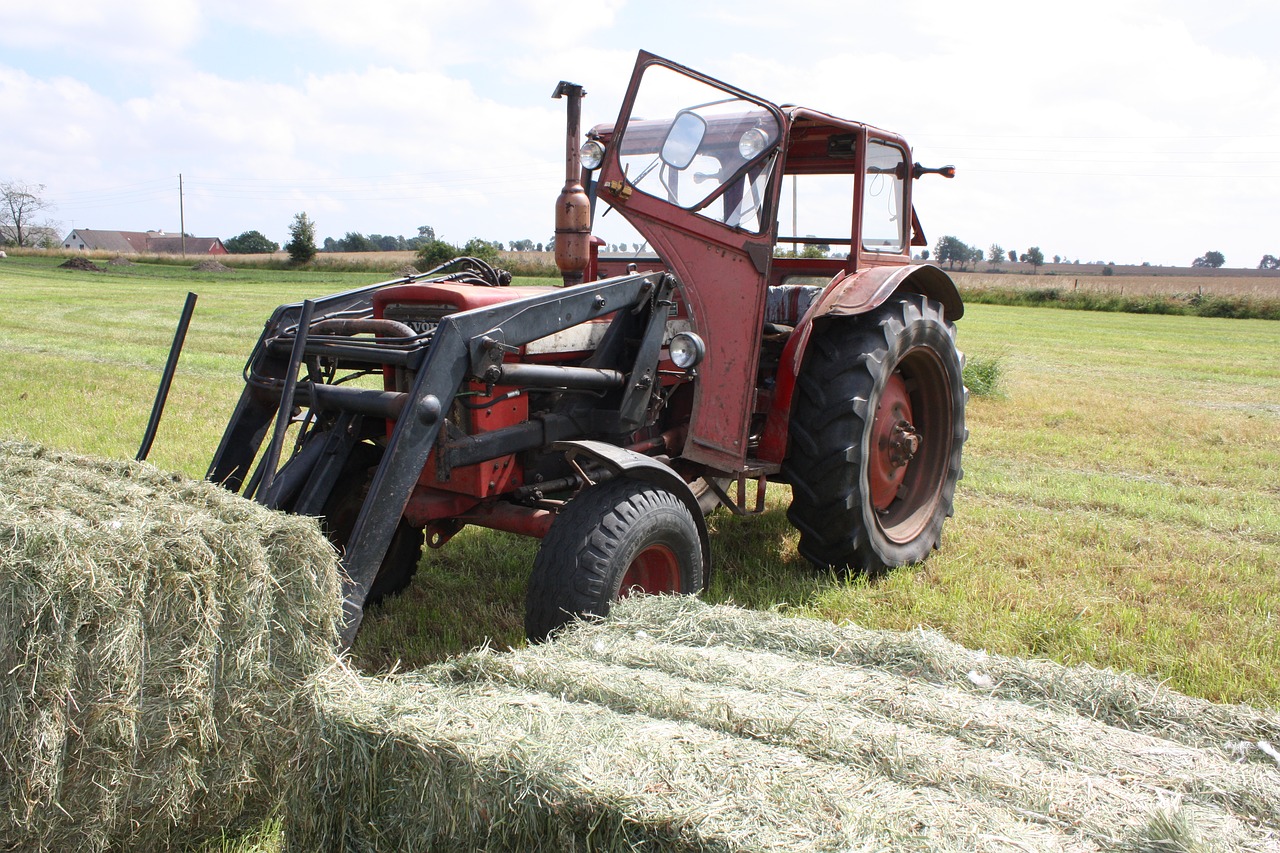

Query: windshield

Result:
[617,64,780,233]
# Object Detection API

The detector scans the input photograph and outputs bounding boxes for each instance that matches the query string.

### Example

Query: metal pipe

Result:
[137,291,197,462]
[454,503,556,539]
[254,299,314,502]
[265,338,419,367]
[300,384,409,420]
[311,318,418,339]
[496,362,625,390]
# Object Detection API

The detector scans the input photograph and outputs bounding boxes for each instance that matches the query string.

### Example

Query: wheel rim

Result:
[872,346,953,545]
[620,543,681,596]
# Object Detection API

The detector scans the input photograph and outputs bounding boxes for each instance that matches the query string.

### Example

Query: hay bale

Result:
[286,597,1280,851]
[0,440,342,852]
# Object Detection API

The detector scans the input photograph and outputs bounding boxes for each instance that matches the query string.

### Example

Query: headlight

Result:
[669,332,705,370]
[738,127,768,160]
[580,139,605,171]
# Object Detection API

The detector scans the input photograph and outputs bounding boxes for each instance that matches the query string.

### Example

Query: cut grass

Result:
[1,256,1277,706]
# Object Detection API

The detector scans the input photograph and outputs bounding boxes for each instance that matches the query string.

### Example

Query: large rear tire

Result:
[783,293,965,572]
[525,478,704,642]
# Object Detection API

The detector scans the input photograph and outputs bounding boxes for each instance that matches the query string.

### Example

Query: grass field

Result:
[2,254,1277,707]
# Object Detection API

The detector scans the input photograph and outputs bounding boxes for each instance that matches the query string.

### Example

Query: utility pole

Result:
[179,173,186,258]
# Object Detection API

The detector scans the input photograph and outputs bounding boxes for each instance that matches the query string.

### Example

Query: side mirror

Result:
[660,110,706,170]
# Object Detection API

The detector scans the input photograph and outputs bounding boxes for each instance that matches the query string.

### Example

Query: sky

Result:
[3,0,1279,268]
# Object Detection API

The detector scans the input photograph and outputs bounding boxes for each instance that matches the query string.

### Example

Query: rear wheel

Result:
[525,477,703,642]
[783,293,965,572]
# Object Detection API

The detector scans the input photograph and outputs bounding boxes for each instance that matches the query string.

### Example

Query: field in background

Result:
[1,255,1277,707]
[956,269,1280,298]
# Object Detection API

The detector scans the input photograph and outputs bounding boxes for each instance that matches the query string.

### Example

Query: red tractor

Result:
[205,51,965,645]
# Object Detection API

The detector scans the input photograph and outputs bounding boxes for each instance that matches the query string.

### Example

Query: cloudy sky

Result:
[3,0,1278,267]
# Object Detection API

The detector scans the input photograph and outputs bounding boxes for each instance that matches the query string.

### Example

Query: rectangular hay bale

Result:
[0,441,342,852]
[284,597,1280,851]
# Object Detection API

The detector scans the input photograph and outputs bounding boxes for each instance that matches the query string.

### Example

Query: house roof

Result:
[63,229,226,255]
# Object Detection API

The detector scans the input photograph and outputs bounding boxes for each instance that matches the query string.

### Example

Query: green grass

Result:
[2,255,1278,707]
[960,282,1280,320]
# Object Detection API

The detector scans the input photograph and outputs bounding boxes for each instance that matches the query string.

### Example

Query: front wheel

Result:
[525,478,704,642]
[783,293,966,572]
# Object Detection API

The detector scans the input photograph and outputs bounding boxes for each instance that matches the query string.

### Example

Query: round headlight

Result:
[669,332,705,370]
[738,127,768,160]
[580,139,605,171]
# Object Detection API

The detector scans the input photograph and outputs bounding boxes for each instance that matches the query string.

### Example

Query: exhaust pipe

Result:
[552,81,591,287]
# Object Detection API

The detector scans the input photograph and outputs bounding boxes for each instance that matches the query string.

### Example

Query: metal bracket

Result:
[707,471,769,515]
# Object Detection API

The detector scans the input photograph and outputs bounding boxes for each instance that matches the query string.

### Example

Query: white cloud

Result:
[1,0,202,65]
[1,0,1277,263]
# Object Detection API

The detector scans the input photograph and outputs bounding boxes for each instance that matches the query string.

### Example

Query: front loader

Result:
[204,51,966,646]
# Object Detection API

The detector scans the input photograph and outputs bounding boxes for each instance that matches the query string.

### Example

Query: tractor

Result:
[203,51,966,646]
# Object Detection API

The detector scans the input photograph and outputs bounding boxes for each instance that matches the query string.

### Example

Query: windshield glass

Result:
[618,64,780,233]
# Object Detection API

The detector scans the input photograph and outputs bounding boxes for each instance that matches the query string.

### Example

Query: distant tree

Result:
[920,248,930,261]
[1053,254,1061,264]
[987,244,1004,266]
[934,235,971,270]
[0,181,58,247]
[536,242,544,252]
[417,225,435,241]
[1019,246,1045,272]
[970,246,984,269]
[322,237,339,252]
[1103,266,1114,276]
[332,231,373,253]
[284,212,317,264]
[463,238,502,263]
[369,234,406,251]
[224,230,279,254]
[415,238,459,270]
[1259,254,1280,270]
[1008,249,1017,264]
[1192,250,1225,268]
[509,238,535,252]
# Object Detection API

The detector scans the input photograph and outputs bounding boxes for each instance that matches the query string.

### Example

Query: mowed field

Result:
[1,255,1277,707]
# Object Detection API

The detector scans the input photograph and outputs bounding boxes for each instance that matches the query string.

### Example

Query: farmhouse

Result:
[62,228,228,255]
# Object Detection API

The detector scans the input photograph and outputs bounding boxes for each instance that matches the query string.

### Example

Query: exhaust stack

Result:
[552,81,591,287]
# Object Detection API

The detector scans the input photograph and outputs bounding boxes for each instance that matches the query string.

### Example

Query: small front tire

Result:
[525,478,704,642]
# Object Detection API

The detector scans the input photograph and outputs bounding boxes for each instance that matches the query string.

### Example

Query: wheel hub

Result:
[869,373,916,511]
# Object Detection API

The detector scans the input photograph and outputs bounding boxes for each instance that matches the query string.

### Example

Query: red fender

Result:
[757,264,962,464]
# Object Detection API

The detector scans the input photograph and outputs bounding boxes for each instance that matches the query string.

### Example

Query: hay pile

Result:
[0,441,342,852]
[288,597,1280,852]
[192,259,232,272]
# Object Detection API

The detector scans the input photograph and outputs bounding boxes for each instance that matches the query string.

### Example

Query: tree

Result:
[284,212,317,264]
[920,249,930,260]
[1,181,58,248]
[333,231,374,253]
[933,235,971,270]
[1008,249,1017,264]
[1019,246,1044,272]
[987,244,1004,266]
[1192,250,1225,268]
[224,229,279,254]
[462,238,502,264]
[415,238,459,270]
[1259,254,1280,270]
